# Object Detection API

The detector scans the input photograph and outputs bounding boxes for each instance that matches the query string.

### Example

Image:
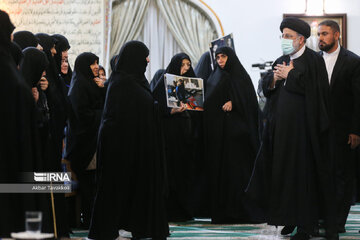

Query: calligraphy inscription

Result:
[1,0,103,67]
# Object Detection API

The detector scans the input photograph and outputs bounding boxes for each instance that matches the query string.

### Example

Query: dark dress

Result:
[152,53,204,220]
[267,47,336,232]
[204,46,263,224]
[89,41,169,240]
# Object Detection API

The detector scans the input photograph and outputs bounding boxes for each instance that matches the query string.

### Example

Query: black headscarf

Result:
[52,34,70,53]
[13,31,38,50]
[70,52,100,96]
[35,33,57,58]
[194,51,212,83]
[150,69,166,91]
[52,34,72,88]
[0,10,15,50]
[110,54,119,72]
[52,34,71,71]
[165,52,195,77]
[20,47,49,88]
[99,65,105,75]
[10,42,23,66]
[74,52,99,79]
[116,40,149,77]
[35,33,60,83]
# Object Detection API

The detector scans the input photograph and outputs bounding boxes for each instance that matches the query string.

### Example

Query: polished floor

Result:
[72,205,360,239]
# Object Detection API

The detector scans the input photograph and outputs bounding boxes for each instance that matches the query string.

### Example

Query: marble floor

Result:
[72,205,360,239]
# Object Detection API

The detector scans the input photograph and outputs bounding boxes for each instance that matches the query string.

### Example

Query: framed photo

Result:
[210,33,235,67]
[164,74,204,111]
[283,14,347,51]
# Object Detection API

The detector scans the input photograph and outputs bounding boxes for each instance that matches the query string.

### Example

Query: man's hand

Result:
[274,60,294,79]
[348,134,360,149]
[39,77,48,91]
[222,101,232,112]
[271,71,282,88]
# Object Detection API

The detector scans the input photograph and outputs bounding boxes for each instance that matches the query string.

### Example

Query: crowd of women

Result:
[1,9,278,240]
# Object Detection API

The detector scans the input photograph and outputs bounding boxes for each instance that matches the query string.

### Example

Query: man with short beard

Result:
[318,20,360,233]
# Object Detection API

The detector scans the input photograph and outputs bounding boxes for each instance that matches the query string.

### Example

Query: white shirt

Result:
[290,44,306,61]
[322,43,340,83]
[282,45,306,86]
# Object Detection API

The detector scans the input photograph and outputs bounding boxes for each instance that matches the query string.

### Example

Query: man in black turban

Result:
[259,17,338,240]
[280,17,311,39]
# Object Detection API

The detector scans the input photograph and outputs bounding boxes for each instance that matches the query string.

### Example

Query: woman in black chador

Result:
[153,53,206,220]
[20,46,69,237]
[65,52,106,228]
[89,41,169,240]
[204,46,263,223]
[0,11,40,237]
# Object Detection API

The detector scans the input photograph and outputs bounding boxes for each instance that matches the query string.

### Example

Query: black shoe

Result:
[281,225,296,235]
[290,232,310,240]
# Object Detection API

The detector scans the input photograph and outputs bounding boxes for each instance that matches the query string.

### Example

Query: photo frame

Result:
[210,33,235,67]
[283,14,347,51]
[164,74,204,111]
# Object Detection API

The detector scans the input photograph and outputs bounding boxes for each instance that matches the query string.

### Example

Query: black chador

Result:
[36,33,70,236]
[21,46,69,237]
[36,33,68,172]
[150,68,165,91]
[89,41,169,240]
[20,47,50,169]
[152,53,205,220]
[65,52,105,176]
[65,52,105,228]
[194,51,213,87]
[0,11,40,237]
[204,46,263,224]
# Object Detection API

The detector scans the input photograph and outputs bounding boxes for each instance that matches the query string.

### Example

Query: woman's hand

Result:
[39,77,48,91]
[94,77,104,88]
[171,102,187,114]
[222,101,232,112]
[32,87,39,102]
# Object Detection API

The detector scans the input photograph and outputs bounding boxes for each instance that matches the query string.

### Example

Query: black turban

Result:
[280,17,311,39]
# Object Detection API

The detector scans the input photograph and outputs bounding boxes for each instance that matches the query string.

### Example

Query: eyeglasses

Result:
[280,34,296,39]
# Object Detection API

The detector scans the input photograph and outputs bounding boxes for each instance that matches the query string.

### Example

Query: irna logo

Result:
[34,172,71,182]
